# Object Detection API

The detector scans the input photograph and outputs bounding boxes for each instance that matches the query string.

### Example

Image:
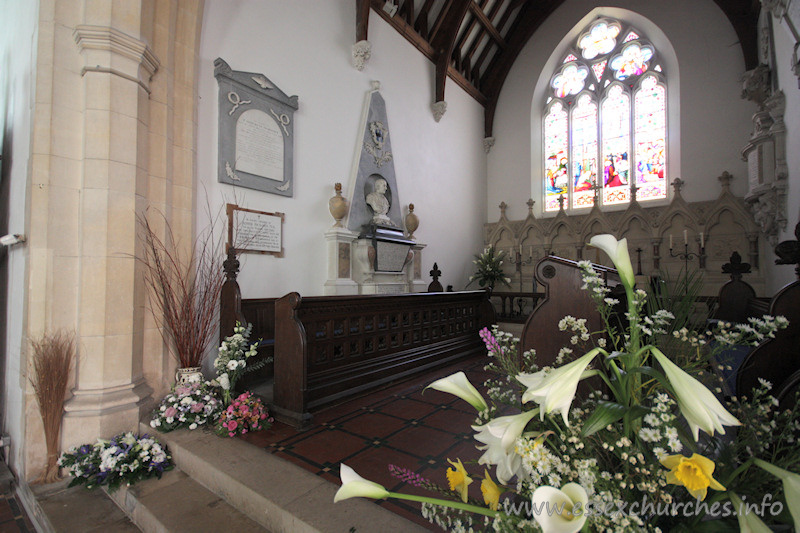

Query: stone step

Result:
[107,469,267,533]
[140,421,427,533]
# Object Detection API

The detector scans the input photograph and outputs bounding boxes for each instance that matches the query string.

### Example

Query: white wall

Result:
[488,0,755,221]
[767,16,800,292]
[0,0,37,475]
[197,0,488,297]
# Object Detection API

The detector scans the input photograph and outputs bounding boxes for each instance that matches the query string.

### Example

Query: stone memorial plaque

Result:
[227,203,284,257]
[215,58,298,197]
[375,240,410,272]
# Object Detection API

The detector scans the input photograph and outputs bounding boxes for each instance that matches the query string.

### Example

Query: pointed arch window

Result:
[543,18,667,212]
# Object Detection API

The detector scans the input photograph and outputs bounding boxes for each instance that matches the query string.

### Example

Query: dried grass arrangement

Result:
[138,208,227,370]
[29,330,74,484]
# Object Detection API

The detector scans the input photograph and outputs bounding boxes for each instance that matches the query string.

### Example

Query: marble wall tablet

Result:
[215,58,298,197]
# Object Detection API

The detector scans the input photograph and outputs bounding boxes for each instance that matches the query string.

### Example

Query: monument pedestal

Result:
[324,226,426,295]
[323,228,360,295]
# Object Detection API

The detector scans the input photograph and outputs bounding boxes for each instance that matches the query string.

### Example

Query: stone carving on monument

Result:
[323,82,426,295]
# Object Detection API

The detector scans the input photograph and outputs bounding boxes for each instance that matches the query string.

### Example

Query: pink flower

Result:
[260,414,267,420]
[190,402,204,413]
[228,420,238,430]
[164,407,178,418]
[229,432,235,437]
[242,429,247,434]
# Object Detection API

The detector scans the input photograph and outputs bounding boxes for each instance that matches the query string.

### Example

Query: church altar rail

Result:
[491,291,546,323]
[273,290,495,427]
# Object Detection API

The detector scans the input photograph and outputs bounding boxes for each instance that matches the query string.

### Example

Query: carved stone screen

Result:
[215,58,298,197]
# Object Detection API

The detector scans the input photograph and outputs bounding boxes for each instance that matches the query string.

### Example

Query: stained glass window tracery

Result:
[542,18,667,213]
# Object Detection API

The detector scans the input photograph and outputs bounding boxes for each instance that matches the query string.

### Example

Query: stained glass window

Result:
[610,43,653,80]
[578,21,621,59]
[571,95,598,209]
[634,76,667,201]
[542,18,667,212]
[602,84,631,205]
[592,60,607,82]
[552,63,589,98]
[544,102,569,211]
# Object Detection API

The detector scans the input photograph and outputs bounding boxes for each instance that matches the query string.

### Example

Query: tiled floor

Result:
[241,354,493,530]
[0,490,35,533]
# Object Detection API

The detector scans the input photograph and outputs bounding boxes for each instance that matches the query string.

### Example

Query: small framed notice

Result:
[227,203,284,257]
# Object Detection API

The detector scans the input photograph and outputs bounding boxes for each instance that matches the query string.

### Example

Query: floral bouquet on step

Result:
[58,432,173,492]
[149,380,222,432]
[213,322,267,405]
[333,234,799,532]
[215,391,273,437]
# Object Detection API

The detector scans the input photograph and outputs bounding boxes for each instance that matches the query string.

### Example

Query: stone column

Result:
[60,24,159,447]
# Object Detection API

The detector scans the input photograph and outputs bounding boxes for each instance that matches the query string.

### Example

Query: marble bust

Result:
[366,178,393,225]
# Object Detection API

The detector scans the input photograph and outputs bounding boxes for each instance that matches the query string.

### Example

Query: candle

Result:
[669,234,673,249]
[700,232,704,249]
[683,230,688,245]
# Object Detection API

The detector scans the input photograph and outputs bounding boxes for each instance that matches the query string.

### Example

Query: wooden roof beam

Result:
[469,2,506,47]
[431,0,472,104]
[356,0,370,42]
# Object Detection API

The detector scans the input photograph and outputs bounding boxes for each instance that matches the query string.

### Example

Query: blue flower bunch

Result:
[58,431,173,492]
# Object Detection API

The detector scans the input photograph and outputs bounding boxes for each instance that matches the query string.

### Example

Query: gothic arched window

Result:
[543,19,667,212]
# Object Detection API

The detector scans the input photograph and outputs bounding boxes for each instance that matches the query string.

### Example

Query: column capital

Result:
[74,25,160,92]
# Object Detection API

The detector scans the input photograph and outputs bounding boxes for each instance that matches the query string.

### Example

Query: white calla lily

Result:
[333,464,390,503]
[471,409,538,484]
[517,349,599,425]
[753,458,800,531]
[651,348,740,441]
[588,234,635,289]
[531,483,588,533]
[425,371,488,412]
[729,493,773,533]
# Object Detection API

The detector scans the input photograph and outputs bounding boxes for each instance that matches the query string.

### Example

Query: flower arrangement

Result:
[215,391,273,437]
[213,322,266,405]
[149,380,222,432]
[58,432,173,492]
[466,246,511,291]
[333,234,799,532]
[137,208,228,370]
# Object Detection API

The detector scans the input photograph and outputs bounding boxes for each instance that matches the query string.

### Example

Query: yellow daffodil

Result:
[517,349,599,425]
[472,409,539,484]
[753,458,800,531]
[480,469,502,511]
[588,234,635,289]
[333,464,390,503]
[425,371,488,412]
[651,348,740,440]
[531,483,588,533]
[729,493,773,533]
[446,458,473,503]
[660,453,725,501]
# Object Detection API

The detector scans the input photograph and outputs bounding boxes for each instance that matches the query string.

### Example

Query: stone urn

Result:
[329,182,348,228]
[405,203,419,239]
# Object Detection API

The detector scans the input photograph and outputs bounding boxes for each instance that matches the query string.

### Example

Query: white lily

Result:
[728,493,773,533]
[517,349,599,426]
[651,348,740,441]
[333,464,390,503]
[588,234,635,289]
[471,409,538,484]
[425,371,488,412]
[531,483,588,533]
[753,458,800,531]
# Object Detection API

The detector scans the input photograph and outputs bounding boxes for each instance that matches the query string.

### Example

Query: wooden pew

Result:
[519,256,620,369]
[273,290,495,427]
